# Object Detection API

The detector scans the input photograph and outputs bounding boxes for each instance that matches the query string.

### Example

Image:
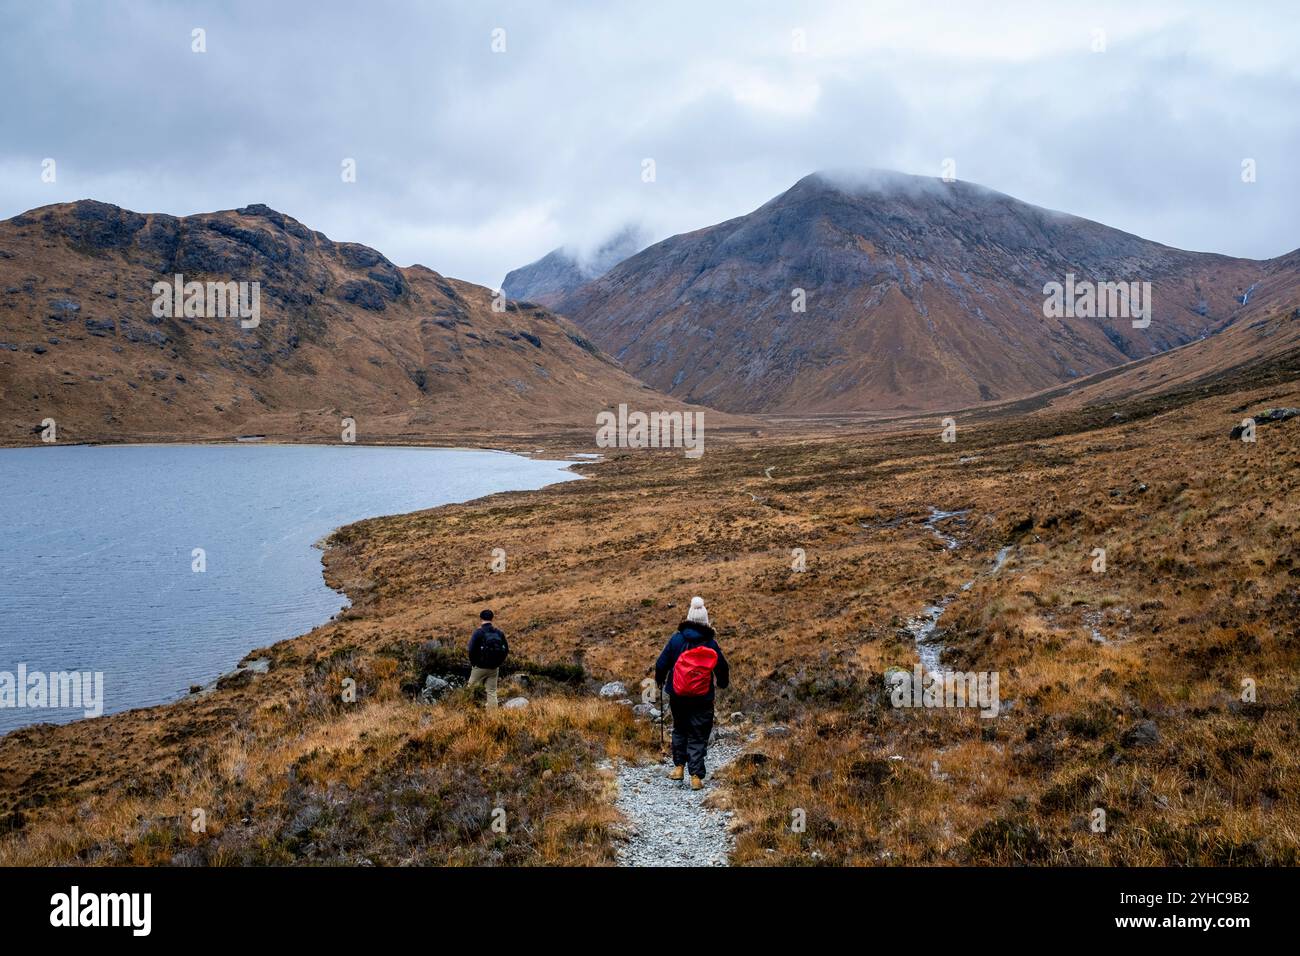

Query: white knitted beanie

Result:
[686,596,710,626]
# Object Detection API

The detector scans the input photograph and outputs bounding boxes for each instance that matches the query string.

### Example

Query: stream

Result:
[907,508,1014,674]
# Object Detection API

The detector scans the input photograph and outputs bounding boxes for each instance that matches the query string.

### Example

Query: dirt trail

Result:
[613,729,747,867]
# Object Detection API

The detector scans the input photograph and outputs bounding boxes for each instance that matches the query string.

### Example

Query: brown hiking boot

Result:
[690,775,704,790]
[668,765,684,781]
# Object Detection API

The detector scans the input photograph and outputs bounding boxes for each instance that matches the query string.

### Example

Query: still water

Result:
[0,444,580,735]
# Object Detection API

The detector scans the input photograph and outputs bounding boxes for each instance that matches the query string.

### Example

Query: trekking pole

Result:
[711,686,720,745]
[658,683,665,750]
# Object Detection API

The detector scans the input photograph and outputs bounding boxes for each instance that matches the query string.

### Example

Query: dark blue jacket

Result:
[655,621,729,704]
[468,623,508,668]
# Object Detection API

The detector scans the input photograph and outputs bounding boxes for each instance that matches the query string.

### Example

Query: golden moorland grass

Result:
[0,376,1296,865]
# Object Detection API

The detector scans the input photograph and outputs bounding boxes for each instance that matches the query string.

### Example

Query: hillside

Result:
[2,367,1296,866]
[552,171,1283,413]
[0,201,700,445]
[1039,251,1300,411]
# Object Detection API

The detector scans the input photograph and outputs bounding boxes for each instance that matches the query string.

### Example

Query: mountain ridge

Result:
[549,171,1291,413]
[0,200,714,445]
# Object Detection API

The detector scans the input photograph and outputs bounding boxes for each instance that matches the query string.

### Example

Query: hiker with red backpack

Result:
[468,609,509,708]
[655,596,730,790]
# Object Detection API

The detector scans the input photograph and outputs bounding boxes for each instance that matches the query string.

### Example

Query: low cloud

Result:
[1,0,1295,288]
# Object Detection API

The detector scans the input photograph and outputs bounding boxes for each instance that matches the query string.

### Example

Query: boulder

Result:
[1228,700,1266,719]
[1121,719,1160,748]
[47,299,80,321]
[420,675,451,702]
[1230,408,1300,439]
[599,680,628,698]
[502,697,529,709]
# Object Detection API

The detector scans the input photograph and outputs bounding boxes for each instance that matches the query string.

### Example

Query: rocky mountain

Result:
[1040,249,1300,411]
[502,225,646,309]
[552,171,1285,413]
[0,201,705,445]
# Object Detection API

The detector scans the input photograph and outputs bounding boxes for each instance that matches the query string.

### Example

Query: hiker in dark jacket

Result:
[467,609,509,708]
[655,596,730,790]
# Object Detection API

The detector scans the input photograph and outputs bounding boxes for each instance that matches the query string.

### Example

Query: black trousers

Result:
[668,695,715,778]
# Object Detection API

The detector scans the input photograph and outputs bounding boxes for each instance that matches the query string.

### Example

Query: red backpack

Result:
[672,645,719,697]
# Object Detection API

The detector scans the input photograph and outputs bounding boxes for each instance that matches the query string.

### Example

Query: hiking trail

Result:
[611,728,748,866]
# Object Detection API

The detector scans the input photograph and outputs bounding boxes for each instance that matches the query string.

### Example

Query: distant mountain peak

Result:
[502,224,649,308]
[549,173,1277,414]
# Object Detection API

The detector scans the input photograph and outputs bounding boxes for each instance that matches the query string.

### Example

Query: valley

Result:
[0,174,1296,869]
[1,352,1295,865]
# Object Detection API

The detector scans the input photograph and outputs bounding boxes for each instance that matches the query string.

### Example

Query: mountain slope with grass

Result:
[0,201,698,445]
[2,347,1296,866]
[553,171,1282,413]
[1038,250,1300,411]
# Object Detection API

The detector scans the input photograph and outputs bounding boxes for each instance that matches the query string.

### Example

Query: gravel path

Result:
[613,730,747,867]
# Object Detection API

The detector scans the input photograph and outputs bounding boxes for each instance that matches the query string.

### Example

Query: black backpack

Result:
[477,626,509,668]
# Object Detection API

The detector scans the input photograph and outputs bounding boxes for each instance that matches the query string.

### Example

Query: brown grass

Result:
[1,376,1297,865]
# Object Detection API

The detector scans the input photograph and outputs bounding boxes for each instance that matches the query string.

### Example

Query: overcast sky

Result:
[2,0,1297,288]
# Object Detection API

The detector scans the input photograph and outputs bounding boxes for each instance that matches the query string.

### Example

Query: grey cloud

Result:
[0,0,1296,288]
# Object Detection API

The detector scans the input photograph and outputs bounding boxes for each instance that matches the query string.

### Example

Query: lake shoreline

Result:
[0,436,608,463]
[0,444,588,737]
